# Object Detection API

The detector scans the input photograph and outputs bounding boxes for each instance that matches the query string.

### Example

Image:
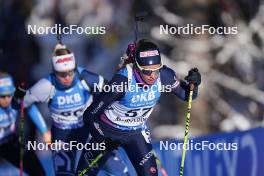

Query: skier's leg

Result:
[76,135,113,176]
[122,130,158,176]
[99,149,130,176]
[52,149,76,176]
[51,126,77,176]
[76,119,127,176]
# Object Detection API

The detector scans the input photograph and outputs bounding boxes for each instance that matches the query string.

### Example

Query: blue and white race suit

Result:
[77,64,199,176]
[24,67,128,175]
[0,104,47,175]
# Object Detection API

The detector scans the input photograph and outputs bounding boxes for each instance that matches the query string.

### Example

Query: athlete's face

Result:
[0,95,12,108]
[55,69,75,86]
[139,64,161,85]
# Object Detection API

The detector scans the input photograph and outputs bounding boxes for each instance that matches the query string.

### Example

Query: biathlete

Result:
[77,39,201,176]
[21,44,128,175]
[0,72,48,175]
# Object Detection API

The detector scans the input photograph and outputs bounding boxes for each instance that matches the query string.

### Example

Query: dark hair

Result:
[136,39,158,54]
[54,48,72,56]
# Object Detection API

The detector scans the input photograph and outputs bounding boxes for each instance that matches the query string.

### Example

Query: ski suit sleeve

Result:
[78,67,105,96]
[83,73,127,125]
[160,66,198,101]
[24,78,55,108]
[27,104,48,134]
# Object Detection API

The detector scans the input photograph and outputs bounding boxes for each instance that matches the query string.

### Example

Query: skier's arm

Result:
[83,74,126,125]
[25,79,53,143]
[24,78,55,108]
[78,67,105,96]
[12,78,54,110]
[174,81,199,101]
[160,66,199,101]
[12,78,53,142]
[27,104,48,134]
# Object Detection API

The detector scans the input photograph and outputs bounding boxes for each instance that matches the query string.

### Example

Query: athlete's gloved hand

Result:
[14,83,26,99]
[184,68,201,86]
[104,138,121,152]
[12,83,26,110]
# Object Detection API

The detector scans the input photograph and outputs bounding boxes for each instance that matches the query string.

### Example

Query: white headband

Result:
[52,53,76,72]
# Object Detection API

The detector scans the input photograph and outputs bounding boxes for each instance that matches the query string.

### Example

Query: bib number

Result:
[124,107,152,117]
[60,108,83,117]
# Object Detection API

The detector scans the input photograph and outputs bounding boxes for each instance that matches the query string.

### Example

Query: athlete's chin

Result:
[1,103,10,108]
[62,81,72,86]
[146,80,155,85]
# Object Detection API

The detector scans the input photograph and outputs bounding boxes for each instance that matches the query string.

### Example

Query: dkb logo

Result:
[57,93,82,105]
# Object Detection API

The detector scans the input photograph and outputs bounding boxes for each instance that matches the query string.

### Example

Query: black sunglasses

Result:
[140,69,160,76]
[136,64,163,76]
[55,70,75,78]
[135,59,163,76]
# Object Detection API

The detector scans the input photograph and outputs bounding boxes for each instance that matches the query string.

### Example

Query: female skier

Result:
[20,44,127,175]
[0,72,47,175]
[77,39,201,176]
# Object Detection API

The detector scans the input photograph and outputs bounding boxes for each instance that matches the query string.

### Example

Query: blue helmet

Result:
[135,39,162,67]
[0,73,15,96]
[133,39,163,85]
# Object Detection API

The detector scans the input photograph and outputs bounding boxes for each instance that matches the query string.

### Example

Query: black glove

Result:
[11,84,26,110]
[104,138,121,152]
[184,68,201,86]
[14,84,26,99]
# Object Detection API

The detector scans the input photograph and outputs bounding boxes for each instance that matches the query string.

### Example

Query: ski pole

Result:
[78,152,104,176]
[78,138,120,176]
[19,85,25,176]
[179,83,194,176]
[57,31,62,44]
